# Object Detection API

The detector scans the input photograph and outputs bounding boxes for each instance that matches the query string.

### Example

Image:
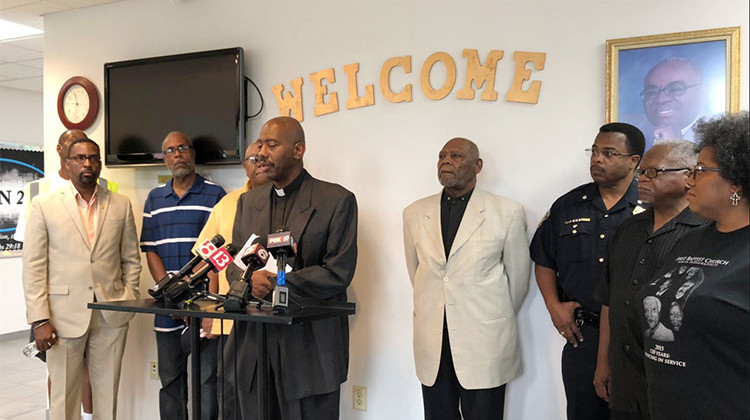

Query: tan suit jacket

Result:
[22,184,141,338]
[403,189,530,389]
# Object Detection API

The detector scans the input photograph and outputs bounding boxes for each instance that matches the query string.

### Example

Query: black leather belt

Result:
[574,307,600,328]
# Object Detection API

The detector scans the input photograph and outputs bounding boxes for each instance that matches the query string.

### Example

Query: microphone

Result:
[187,243,240,287]
[225,243,271,313]
[224,243,271,312]
[148,234,225,299]
[267,231,296,312]
[239,243,271,282]
[163,244,239,305]
[182,234,226,277]
[267,231,295,286]
[233,233,262,271]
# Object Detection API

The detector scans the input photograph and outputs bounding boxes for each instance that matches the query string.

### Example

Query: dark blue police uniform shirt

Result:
[530,180,642,312]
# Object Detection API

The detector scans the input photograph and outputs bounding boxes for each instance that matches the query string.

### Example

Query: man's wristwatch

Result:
[33,319,49,329]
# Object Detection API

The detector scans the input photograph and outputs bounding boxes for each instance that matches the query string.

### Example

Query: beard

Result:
[78,171,97,185]
[171,160,195,178]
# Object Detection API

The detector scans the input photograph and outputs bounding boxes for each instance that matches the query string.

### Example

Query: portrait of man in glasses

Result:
[640,58,705,144]
[615,39,729,152]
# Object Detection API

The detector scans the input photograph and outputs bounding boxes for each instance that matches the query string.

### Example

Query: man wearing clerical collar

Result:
[227,117,358,419]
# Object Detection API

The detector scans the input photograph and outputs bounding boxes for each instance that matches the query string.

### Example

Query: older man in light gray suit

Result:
[403,137,530,420]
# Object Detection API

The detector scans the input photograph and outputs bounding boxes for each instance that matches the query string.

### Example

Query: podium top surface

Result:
[89,298,355,325]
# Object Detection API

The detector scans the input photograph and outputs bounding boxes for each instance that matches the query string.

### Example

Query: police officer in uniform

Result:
[530,123,645,419]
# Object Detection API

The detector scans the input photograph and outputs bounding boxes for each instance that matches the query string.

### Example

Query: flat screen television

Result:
[104,47,245,166]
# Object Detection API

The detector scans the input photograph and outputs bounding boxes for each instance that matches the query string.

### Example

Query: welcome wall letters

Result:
[272,49,547,121]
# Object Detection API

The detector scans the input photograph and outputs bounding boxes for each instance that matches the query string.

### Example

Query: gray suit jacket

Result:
[226,170,358,401]
[403,189,530,388]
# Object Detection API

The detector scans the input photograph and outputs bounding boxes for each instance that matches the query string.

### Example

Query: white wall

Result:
[0,86,43,335]
[31,1,749,419]
[0,86,43,146]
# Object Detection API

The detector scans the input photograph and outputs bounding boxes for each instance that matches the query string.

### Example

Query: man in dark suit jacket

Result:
[225,116,358,419]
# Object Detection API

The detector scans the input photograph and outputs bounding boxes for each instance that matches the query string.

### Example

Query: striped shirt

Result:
[141,174,225,330]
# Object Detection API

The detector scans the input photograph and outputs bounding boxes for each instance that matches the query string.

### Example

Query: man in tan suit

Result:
[22,138,141,420]
[403,138,530,420]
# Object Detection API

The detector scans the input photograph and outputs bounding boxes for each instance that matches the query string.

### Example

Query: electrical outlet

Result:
[149,361,159,381]
[353,385,367,411]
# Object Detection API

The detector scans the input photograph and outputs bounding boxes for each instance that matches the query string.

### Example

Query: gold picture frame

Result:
[606,27,740,149]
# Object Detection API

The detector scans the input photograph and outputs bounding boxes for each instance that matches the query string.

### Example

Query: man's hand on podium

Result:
[251,270,274,299]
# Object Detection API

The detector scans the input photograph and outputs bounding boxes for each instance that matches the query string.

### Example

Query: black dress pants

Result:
[421,320,507,420]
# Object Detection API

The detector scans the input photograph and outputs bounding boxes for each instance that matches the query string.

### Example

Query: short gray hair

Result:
[657,140,698,168]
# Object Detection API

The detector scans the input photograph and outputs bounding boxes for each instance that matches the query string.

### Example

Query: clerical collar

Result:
[442,188,474,204]
[273,169,307,197]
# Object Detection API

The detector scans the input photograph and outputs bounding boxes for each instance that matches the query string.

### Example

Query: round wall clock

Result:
[57,76,99,130]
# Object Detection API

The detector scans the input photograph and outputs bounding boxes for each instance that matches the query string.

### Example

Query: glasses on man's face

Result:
[635,167,689,179]
[245,154,260,165]
[162,144,192,155]
[585,148,636,159]
[68,154,101,164]
[640,82,701,101]
[686,165,721,179]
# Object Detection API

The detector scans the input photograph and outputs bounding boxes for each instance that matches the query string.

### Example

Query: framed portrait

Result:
[606,26,740,151]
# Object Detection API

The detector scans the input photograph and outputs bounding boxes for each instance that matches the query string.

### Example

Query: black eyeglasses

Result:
[635,167,689,179]
[163,145,192,155]
[585,148,636,159]
[686,165,721,179]
[68,154,101,164]
[245,154,260,165]
[640,82,701,101]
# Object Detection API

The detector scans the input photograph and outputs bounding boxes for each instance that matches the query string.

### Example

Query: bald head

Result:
[262,117,305,145]
[162,131,192,150]
[57,129,88,158]
[59,129,88,146]
[646,58,702,85]
[445,138,480,160]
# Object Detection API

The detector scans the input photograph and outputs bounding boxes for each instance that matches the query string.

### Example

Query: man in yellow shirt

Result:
[193,142,267,418]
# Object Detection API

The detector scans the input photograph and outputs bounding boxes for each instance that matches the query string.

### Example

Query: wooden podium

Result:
[89,298,355,419]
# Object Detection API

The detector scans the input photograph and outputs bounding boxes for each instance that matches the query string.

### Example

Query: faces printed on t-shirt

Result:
[643,265,705,341]
[669,302,684,332]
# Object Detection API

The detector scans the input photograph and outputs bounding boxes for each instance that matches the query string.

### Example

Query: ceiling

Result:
[0,0,120,92]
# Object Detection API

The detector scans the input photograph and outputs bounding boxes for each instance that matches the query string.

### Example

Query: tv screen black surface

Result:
[105,47,245,166]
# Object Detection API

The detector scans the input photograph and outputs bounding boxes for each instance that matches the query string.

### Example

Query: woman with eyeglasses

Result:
[635,111,749,420]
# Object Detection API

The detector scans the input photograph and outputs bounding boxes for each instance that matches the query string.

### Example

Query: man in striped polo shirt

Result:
[141,131,226,420]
